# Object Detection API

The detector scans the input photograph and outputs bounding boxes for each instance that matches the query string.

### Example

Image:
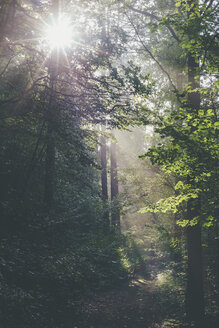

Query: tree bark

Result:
[185,49,205,324]
[110,140,120,232]
[0,0,16,41]
[186,204,204,323]
[44,57,56,210]
[44,115,55,209]
[100,134,110,231]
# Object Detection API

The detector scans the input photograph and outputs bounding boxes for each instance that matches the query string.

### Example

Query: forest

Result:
[0,0,218,327]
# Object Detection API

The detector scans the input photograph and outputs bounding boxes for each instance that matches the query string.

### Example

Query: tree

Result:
[110,138,120,232]
[0,1,155,326]
[117,0,218,324]
[100,131,110,231]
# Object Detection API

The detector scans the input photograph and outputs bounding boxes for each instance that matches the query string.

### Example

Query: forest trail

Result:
[75,276,178,328]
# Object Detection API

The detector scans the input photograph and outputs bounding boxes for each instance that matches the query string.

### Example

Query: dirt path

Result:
[75,278,171,328]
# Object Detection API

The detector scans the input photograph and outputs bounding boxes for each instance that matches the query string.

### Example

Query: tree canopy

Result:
[0,1,218,327]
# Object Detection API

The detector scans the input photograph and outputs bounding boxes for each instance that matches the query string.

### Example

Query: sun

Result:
[45,16,73,50]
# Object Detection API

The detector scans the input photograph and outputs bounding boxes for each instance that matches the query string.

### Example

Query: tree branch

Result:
[0,55,15,77]
[120,0,180,43]
[126,14,178,94]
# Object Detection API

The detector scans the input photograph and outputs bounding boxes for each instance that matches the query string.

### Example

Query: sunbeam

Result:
[45,16,73,50]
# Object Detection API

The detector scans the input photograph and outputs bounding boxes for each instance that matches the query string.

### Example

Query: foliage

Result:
[137,1,219,227]
[0,0,218,327]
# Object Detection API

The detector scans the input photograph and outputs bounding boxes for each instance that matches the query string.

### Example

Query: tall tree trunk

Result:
[0,0,16,41]
[44,116,55,209]
[44,57,56,210]
[185,49,204,323]
[100,134,110,232]
[110,140,120,232]
[186,203,204,323]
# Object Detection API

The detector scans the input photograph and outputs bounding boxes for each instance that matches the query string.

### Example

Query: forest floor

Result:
[71,276,218,328]
[77,277,166,328]
[71,259,184,328]
[69,260,219,328]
